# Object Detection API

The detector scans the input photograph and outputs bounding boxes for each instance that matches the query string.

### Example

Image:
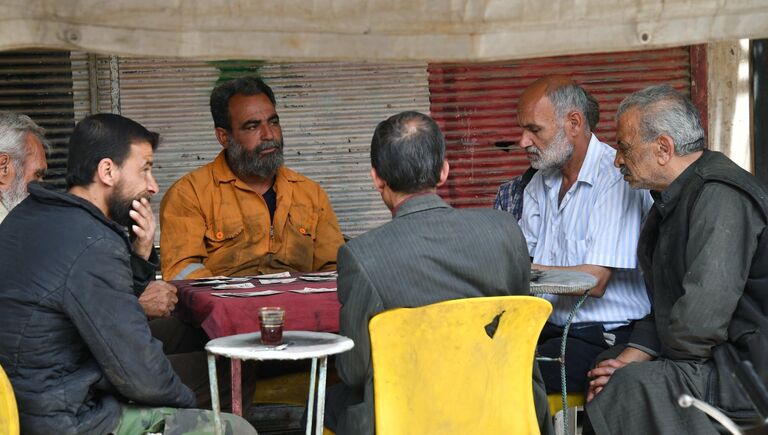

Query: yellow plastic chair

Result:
[548,393,585,435]
[0,364,20,435]
[547,392,585,415]
[370,295,552,435]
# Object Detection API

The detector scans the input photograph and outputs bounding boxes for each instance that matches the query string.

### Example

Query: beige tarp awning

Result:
[2,0,768,61]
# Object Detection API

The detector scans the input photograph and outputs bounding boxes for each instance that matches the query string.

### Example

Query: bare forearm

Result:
[531,263,612,297]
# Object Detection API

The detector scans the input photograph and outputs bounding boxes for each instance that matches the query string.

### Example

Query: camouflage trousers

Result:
[112,404,258,435]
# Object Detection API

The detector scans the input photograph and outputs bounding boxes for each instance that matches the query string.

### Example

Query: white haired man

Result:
[0,111,48,222]
[585,85,768,434]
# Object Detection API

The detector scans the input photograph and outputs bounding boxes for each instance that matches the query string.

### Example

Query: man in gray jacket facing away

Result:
[324,111,551,435]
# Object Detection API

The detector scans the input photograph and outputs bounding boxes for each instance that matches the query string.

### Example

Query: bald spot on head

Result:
[519,75,577,109]
[399,117,426,138]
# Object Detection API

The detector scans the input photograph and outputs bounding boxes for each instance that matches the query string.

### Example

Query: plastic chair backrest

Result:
[370,295,552,435]
[0,364,20,435]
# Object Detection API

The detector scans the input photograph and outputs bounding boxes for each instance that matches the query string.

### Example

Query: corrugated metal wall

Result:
[111,59,430,237]
[0,50,89,188]
[428,47,693,208]
[0,48,699,235]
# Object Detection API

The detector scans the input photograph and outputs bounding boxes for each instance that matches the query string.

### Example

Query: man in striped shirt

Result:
[494,88,601,221]
[517,76,652,395]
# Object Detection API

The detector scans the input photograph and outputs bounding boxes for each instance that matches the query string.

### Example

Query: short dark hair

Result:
[66,113,159,188]
[370,111,445,194]
[210,76,276,131]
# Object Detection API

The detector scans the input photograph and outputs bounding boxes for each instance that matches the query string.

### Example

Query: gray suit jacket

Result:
[333,194,551,435]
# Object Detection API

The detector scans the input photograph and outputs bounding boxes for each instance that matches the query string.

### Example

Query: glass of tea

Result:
[258,307,285,345]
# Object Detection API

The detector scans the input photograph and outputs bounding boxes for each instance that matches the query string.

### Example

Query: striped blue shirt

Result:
[520,135,652,329]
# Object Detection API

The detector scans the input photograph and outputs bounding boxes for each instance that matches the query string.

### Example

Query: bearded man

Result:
[513,76,652,396]
[160,76,344,279]
[0,113,256,435]
[0,111,48,223]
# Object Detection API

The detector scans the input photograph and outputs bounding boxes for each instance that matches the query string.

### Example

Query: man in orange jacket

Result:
[160,76,344,280]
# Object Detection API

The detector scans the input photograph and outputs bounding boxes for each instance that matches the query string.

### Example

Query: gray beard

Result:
[225,137,284,180]
[529,127,574,170]
[0,175,29,212]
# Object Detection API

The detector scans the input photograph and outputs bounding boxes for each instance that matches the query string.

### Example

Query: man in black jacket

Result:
[0,114,256,435]
[584,85,768,434]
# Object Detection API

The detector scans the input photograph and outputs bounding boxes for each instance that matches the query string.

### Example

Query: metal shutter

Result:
[0,48,700,232]
[0,50,90,189]
[113,58,430,237]
[428,47,694,208]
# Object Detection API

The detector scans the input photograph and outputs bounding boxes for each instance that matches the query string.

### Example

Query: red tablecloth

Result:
[172,276,341,339]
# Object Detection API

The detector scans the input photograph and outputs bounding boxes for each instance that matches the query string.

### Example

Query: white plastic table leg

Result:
[306,357,318,435]
[314,357,329,435]
[207,353,224,435]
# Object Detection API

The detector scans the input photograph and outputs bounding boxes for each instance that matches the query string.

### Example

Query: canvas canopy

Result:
[2,0,768,61]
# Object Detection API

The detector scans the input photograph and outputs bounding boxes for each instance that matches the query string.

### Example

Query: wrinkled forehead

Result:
[518,82,547,112]
[616,107,642,137]
[229,93,277,124]
[517,91,557,127]
[24,133,46,163]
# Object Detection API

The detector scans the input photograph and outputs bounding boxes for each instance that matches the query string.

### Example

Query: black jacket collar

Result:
[28,182,131,240]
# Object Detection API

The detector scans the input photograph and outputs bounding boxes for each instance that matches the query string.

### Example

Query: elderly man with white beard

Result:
[0,111,48,223]
[512,76,652,396]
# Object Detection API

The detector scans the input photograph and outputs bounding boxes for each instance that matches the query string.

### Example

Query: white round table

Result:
[529,269,598,295]
[205,330,354,435]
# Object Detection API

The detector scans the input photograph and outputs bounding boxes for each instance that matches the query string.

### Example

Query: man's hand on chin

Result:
[130,197,155,260]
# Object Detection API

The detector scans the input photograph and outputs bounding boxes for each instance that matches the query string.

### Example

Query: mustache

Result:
[255,140,282,154]
[137,192,152,203]
[619,165,631,176]
[525,146,540,156]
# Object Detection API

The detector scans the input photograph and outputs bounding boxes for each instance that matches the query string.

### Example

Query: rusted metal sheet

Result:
[0,48,698,234]
[113,58,430,237]
[428,47,693,208]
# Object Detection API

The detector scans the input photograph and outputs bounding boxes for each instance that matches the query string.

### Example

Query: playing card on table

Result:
[189,279,229,286]
[289,287,337,294]
[247,271,291,279]
[212,282,256,290]
[189,276,252,286]
[211,290,283,298]
[298,273,337,282]
[258,278,298,284]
